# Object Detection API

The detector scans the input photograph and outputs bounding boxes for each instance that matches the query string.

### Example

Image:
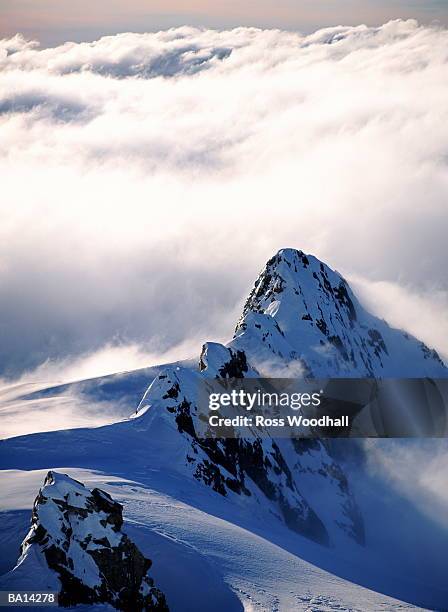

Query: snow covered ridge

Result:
[0,471,168,611]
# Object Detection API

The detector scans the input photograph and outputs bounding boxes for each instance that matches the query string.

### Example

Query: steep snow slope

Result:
[0,468,429,612]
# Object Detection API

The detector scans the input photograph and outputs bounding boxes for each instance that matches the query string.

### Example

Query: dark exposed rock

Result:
[316,318,328,336]
[367,329,388,357]
[334,281,357,323]
[163,382,180,399]
[420,343,445,365]
[199,343,250,377]
[218,349,249,378]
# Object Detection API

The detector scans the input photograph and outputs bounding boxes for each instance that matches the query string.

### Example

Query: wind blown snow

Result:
[1,19,448,379]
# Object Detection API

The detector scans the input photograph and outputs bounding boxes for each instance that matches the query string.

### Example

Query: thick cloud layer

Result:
[1,20,448,380]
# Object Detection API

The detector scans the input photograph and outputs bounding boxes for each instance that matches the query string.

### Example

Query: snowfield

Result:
[0,468,426,612]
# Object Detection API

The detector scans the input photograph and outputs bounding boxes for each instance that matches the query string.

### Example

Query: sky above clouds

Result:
[0,19,448,382]
[1,1,448,45]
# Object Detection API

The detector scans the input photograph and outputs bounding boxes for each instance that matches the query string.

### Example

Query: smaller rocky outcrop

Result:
[16,471,168,611]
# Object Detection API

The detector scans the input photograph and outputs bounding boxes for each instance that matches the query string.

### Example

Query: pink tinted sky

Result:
[1,0,448,45]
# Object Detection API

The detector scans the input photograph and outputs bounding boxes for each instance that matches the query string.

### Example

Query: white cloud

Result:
[0,339,204,438]
[4,340,199,386]
[1,20,448,379]
[350,276,448,362]
[364,439,448,529]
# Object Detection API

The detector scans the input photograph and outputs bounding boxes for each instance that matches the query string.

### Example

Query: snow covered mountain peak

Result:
[232,248,446,377]
[125,248,445,549]
[2,471,168,610]
[238,248,356,325]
